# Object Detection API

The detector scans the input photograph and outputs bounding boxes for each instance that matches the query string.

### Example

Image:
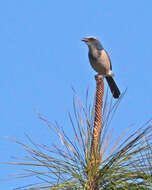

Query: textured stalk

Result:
[85,74,104,190]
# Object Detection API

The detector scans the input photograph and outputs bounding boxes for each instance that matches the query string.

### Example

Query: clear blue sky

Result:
[1,0,152,189]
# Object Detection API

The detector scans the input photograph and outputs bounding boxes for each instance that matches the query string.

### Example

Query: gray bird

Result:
[82,36,120,98]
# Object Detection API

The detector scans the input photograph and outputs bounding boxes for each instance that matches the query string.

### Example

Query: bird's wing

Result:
[104,50,112,70]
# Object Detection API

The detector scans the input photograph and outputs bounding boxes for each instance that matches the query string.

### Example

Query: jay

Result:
[82,36,120,98]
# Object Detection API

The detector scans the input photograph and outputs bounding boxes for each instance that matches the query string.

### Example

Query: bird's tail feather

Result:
[105,77,120,98]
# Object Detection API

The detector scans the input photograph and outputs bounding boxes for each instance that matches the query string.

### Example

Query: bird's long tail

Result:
[105,76,120,98]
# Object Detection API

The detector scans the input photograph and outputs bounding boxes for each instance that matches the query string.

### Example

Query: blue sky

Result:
[1,0,152,189]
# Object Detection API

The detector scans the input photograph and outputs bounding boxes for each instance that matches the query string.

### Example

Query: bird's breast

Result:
[89,49,112,76]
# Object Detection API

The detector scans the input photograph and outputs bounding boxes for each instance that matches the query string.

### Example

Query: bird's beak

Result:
[81,38,88,42]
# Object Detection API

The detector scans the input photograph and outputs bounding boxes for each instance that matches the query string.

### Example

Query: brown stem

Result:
[85,74,104,190]
[90,75,104,161]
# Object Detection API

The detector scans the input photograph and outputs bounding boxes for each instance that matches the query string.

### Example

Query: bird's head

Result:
[81,36,103,50]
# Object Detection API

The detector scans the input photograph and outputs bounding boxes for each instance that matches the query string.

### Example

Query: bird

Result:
[81,36,120,99]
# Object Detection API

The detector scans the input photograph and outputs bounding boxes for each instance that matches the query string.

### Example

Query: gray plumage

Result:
[82,36,120,98]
